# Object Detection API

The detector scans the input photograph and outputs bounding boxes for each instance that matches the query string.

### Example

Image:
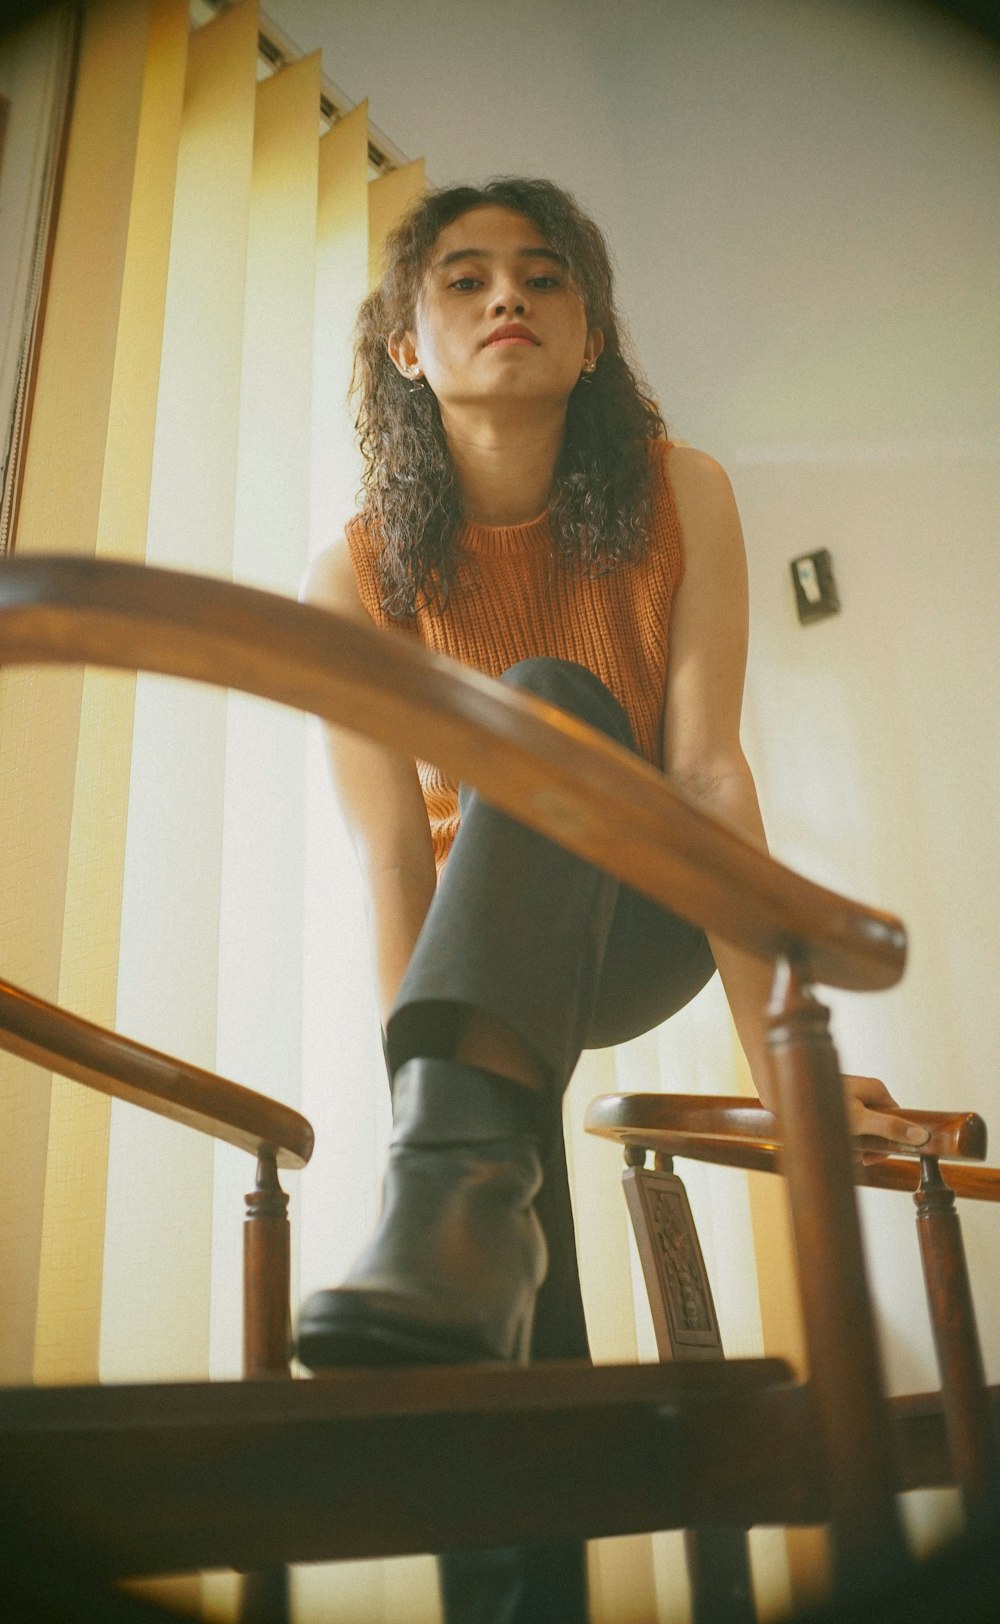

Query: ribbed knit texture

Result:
[346,437,685,869]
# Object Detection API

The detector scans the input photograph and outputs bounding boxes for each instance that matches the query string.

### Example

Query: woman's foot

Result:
[296,1057,548,1370]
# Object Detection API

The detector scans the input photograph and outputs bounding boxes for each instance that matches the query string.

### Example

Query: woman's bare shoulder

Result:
[663,441,739,546]
[300,527,369,620]
[664,440,733,498]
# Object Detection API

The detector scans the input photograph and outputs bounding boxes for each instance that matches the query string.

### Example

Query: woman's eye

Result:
[449,276,481,291]
[528,275,561,290]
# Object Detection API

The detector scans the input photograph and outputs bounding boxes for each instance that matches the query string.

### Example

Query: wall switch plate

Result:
[791,548,840,623]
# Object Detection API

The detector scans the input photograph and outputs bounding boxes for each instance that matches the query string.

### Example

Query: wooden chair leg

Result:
[623,1146,756,1624]
[766,957,907,1584]
[240,1149,292,1624]
[683,1526,756,1624]
[914,1155,997,1513]
[239,1565,291,1624]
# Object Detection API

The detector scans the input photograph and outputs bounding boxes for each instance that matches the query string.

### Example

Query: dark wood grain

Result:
[624,1165,725,1363]
[587,1129,1000,1203]
[0,1365,820,1578]
[764,959,906,1576]
[891,1385,1000,1492]
[915,1157,997,1511]
[0,1371,991,1581]
[599,1089,1000,1564]
[585,1092,987,1163]
[0,556,906,992]
[0,975,313,1169]
[243,1151,292,1378]
[859,1158,1000,1202]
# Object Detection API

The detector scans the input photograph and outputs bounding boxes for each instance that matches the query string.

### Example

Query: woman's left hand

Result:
[842,1073,930,1157]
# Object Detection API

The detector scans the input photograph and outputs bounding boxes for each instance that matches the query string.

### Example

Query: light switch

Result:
[791,549,839,623]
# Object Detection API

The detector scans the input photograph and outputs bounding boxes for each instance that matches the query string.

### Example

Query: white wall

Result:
[269,0,998,445]
[267,0,1000,1580]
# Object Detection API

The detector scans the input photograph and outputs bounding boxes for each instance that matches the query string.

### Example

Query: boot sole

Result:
[296,1305,512,1371]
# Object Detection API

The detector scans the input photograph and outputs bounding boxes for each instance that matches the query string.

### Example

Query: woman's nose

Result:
[492,286,528,316]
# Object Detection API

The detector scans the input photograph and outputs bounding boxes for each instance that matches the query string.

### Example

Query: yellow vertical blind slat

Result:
[300,91,382,1350]
[211,48,322,1380]
[32,0,189,1390]
[101,0,260,1387]
[232,50,320,590]
[142,0,258,578]
[311,98,369,549]
[368,155,426,290]
[14,0,151,560]
[96,0,189,563]
[0,655,80,1383]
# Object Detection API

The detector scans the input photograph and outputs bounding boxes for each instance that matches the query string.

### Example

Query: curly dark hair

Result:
[352,176,666,616]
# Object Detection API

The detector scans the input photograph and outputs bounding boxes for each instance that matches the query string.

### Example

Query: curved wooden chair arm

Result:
[584,1092,987,1162]
[0,976,313,1170]
[584,1093,995,1198]
[0,557,905,993]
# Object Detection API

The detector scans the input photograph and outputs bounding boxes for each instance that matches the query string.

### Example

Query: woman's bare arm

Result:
[301,539,437,1025]
[663,447,927,1148]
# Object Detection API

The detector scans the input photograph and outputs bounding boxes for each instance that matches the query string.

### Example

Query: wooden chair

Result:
[584,1092,999,1620]
[0,554,993,1622]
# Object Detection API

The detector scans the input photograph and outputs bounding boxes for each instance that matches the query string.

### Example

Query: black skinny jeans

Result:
[381,658,716,1624]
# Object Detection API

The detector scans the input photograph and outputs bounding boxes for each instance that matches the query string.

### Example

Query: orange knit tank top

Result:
[346,437,685,870]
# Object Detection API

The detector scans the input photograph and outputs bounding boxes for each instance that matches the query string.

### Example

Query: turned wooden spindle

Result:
[765,956,906,1580]
[241,1150,293,1624]
[914,1155,997,1512]
[243,1147,291,1379]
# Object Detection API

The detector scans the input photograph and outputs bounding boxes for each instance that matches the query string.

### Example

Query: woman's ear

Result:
[388,328,421,379]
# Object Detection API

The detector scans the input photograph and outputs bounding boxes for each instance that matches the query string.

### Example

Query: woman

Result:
[296,177,925,1620]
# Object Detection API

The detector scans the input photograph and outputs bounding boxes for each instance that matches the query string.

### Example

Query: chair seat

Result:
[1,1361,796,1577]
[0,1364,984,1582]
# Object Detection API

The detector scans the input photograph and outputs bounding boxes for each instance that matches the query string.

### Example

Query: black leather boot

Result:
[296,1057,548,1369]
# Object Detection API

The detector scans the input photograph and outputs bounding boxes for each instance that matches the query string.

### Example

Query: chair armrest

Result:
[0,557,905,993]
[0,977,313,1170]
[584,1092,987,1164]
[601,1135,1000,1201]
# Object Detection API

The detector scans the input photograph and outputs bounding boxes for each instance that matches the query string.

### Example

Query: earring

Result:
[579,360,597,384]
[406,367,425,392]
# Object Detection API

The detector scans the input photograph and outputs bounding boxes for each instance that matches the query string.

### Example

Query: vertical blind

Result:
[0,1,788,1617]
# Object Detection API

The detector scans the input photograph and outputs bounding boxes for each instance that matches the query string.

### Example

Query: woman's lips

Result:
[484,325,539,347]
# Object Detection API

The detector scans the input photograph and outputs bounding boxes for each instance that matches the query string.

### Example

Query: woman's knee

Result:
[499,657,634,747]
